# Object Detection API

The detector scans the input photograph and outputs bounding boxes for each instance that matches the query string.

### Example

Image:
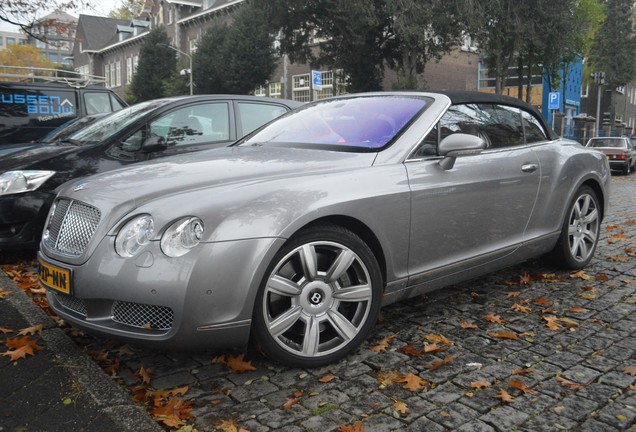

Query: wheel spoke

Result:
[267,275,302,297]
[268,306,302,337]
[325,249,355,283]
[326,309,358,341]
[582,208,598,225]
[579,195,590,216]
[577,238,589,259]
[570,236,581,257]
[582,229,597,244]
[299,244,318,281]
[333,284,372,302]
[301,315,320,356]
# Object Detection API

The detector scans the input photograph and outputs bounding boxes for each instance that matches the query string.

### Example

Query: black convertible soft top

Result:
[436,90,558,141]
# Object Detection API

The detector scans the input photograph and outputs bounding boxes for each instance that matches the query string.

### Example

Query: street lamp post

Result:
[158,43,193,96]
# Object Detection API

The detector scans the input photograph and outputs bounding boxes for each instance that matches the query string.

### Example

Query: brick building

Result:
[72,0,479,100]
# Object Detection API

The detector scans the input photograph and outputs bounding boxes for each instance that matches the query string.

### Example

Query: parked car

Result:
[0,80,126,143]
[0,113,108,158]
[38,91,610,367]
[585,136,635,175]
[0,95,301,250]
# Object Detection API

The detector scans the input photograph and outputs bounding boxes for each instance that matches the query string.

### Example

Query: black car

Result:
[0,113,108,158]
[0,95,302,250]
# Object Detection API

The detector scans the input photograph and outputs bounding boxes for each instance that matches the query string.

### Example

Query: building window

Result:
[316,71,334,100]
[292,73,311,102]
[110,63,116,87]
[189,39,198,54]
[269,82,282,98]
[6,37,15,45]
[116,60,122,87]
[168,7,174,24]
[254,85,266,97]
[126,57,133,84]
[133,55,139,73]
[0,38,3,47]
[105,66,110,88]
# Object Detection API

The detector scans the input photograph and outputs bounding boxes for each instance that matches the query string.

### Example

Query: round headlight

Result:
[160,217,204,258]
[115,214,154,258]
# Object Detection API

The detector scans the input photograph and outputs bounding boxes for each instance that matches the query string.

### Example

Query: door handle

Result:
[521,164,538,173]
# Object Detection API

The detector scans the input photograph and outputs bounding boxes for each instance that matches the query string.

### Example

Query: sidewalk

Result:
[0,273,161,432]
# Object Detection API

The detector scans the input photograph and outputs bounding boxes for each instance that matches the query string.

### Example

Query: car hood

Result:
[0,141,78,170]
[62,146,378,209]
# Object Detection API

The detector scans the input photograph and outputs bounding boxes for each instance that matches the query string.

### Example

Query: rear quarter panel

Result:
[524,139,610,241]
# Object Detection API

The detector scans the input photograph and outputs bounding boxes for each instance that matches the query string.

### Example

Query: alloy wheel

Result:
[567,192,599,263]
[262,240,373,358]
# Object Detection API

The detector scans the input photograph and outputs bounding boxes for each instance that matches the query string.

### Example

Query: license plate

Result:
[38,258,72,295]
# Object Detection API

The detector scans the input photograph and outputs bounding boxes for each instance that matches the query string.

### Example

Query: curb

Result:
[0,273,162,432]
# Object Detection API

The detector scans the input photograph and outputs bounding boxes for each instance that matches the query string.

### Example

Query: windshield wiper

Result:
[58,138,83,146]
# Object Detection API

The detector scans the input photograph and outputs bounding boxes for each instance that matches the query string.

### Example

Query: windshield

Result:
[40,114,108,143]
[239,96,430,151]
[588,138,627,148]
[71,99,174,143]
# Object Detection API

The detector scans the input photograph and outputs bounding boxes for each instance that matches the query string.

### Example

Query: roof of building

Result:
[76,14,131,51]
[36,9,78,24]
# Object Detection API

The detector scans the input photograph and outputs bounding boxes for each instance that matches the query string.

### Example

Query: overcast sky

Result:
[0,0,121,31]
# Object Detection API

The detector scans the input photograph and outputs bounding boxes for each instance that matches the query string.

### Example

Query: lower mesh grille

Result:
[112,301,174,330]
[55,294,87,316]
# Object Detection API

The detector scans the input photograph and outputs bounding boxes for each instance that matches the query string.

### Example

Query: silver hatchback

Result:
[38,91,610,367]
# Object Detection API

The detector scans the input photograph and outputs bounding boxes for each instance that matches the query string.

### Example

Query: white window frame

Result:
[126,57,133,84]
[115,60,122,87]
[292,73,311,102]
[254,85,266,97]
[269,82,282,98]
[110,63,116,87]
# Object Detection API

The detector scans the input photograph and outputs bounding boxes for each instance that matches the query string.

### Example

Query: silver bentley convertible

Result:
[38,91,610,367]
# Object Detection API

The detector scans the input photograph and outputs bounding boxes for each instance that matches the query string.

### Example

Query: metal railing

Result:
[0,65,107,87]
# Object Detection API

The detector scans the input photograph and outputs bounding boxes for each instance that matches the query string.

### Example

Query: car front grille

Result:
[44,199,101,256]
[112,301,174,331]
[55,293,87,316]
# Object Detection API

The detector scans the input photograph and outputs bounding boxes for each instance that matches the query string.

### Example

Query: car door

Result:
[405,103,541,282]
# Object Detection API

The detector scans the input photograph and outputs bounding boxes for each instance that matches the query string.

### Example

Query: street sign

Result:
[548,92,560,110]
[312,70,323,91]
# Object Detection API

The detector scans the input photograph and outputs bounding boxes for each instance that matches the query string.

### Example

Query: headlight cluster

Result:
[0,170,55,195]
[115,215,155,257]
[115,215,204,258]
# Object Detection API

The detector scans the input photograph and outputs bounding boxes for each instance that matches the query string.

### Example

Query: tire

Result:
[623,162,631,175]
[549,186,600,269]
[252,224,383,368]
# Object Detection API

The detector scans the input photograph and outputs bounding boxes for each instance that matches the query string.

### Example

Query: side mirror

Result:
[438,133,486,170]
[141,135,167,153]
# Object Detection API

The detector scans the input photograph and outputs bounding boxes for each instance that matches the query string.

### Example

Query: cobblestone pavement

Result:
[16,175,636,431]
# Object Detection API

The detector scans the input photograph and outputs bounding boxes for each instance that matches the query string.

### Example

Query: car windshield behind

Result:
[40,113,108,143]
[70,99,174,143]
[588,138,626,148]
[239,96,430,151]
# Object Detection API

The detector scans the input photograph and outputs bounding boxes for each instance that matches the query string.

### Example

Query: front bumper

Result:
[40,235,284,350]
[0,192,54,250]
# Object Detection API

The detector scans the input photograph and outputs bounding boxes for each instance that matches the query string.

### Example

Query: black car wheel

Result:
[550,186,600,269]
[253,224,382,368]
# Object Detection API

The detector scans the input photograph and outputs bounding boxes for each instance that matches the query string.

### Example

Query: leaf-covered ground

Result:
[2,175,635,431]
